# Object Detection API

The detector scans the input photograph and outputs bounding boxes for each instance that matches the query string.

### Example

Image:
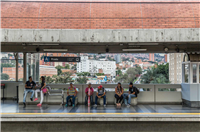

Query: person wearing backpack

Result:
[65,83,77,107]
[34,76,46,107]
[94,85,106,107]
[23,76,36,108]
[123,82,138,107]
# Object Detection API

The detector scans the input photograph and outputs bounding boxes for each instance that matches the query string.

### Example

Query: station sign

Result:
[44,56,80,62]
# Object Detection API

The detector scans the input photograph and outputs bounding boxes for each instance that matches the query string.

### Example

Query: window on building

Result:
[1,52,23,81]
[192,64,197,83]
[184,64,189,83]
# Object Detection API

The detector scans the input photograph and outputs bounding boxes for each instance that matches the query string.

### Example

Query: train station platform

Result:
[1,101,200,132]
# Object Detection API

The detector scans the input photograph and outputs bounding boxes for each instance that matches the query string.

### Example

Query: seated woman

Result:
[65,83,77,107]
[115,82,124,106]
[85,83,94,106]
[34,76,46,107]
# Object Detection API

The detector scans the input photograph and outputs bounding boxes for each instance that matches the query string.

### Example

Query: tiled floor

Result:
[1,100,200,113]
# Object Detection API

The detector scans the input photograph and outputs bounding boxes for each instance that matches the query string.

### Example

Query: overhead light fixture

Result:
[122,49,147,52]
[128,43,158,46]
[43,49,68,52]
[119,43,124,46]
[164,47,169,52]
[31,44,59,46]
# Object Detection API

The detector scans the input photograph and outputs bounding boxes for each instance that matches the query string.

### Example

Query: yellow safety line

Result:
[1,113,200,115]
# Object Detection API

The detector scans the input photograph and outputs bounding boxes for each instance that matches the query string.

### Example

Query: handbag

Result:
[42,87,48,94]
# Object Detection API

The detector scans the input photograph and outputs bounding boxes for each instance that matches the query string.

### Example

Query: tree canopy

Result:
[140,63,170,84]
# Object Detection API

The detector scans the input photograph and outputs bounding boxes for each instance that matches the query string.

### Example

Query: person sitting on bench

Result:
[123,82,138,107]
[23,76,36,107]
[85,83,94,105]
[65,83,77,107]
[94,85,106,107]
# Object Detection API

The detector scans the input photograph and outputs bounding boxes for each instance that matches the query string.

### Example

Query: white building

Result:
[77,56,116,77]
[169,53,184,84]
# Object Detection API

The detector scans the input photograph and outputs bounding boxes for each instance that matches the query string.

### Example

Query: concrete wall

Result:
[2,122,200,132]
[1,81,22,99]
[1,28,199,43]
[18,84,182,104]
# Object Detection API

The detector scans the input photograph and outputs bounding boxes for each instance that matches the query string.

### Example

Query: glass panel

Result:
[184,64,189,83]
[0,52,15,59]
[192,64,197,83]
[1,60,16,81]
[158,88,181,91]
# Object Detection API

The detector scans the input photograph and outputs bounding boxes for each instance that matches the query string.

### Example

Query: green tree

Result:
[1,73,9,80]
[95,73,104,76]
[55,72,73,84]
[115,66,142,83]
[141,63,170,84]
[77,72,91,76]
[76,76,88,84]
[71,64,77,70]
[55,65,64,75]
[65,64,70,69]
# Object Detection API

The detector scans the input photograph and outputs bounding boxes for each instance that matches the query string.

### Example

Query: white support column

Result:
[23,53,27,83]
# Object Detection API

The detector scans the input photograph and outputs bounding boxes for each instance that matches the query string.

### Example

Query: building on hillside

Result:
[169,53,184,84]
[2,67,23,80]
[77,56,116,77]
[114,54,121,64]
[149,53,155,61]
[40,65,57,77]
[61,69,76,74]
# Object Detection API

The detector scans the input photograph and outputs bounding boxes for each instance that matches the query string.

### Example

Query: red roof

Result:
[1,1,199,29]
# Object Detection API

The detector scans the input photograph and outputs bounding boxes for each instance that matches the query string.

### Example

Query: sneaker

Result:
[127,104,130,107]
[65,104,68,107]
[94,104,97,107]
[37,103,42,107]
[30,98,33,101]
[23,102,26,108]
[72,104,75,107]
[34,98,38,101]
[104,105,106,107]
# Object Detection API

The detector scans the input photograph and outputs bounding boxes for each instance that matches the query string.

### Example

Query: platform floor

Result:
[1,100,200,114]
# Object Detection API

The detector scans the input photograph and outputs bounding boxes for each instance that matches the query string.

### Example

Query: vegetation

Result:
[95,73,104,76]
[141,63,170,84]
[1,73,9,80]
[76,76,88,84]
[115,65,142,83]
[77,72,91,76]
[1,63,15,72]
[44,72,73,84]
[65,64,70,69]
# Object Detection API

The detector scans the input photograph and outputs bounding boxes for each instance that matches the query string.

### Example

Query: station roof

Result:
[1,0,199,29]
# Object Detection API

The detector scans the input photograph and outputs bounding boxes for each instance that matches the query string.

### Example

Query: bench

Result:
[46,86,64,105]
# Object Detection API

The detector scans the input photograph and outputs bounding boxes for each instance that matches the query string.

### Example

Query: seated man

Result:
[94,85,106,107]
[123,82,138,107]
[85,83,94,106]
[23,76,36,107]
[66,83,77,107]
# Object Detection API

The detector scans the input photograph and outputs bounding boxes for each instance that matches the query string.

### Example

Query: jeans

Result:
[115,94,123,103]
[85,95,93,105]
[66,95,76,105]
[95,94,106,105]
[123,93,136,105]
[23,89,35,103]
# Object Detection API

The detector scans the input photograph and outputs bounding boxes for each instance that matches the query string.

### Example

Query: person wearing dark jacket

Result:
[123,82,137,107]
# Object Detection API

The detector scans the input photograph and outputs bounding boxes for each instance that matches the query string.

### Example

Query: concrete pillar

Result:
[23,53,27,83]
[181,54,200,107]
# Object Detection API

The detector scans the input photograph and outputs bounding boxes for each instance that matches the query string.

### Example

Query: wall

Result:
[18,84,182,104]
[1,81,23,99]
